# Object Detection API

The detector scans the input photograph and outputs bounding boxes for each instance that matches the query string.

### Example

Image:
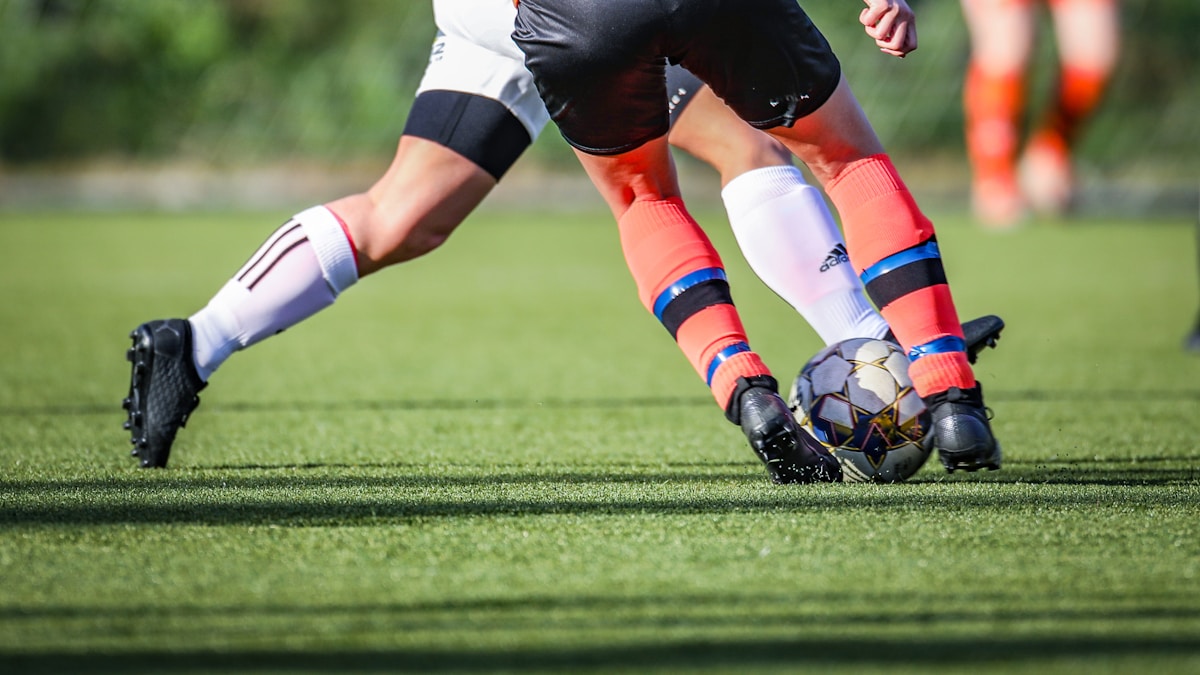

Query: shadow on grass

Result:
[2,634,1199,673]
[7,587,1200,624]
[5,388,1200,418]
[0,395,716,418]
[1,461,1197,527]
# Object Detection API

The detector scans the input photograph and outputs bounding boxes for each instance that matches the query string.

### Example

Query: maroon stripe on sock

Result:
[236,221,305,284]
[243,237,308,290]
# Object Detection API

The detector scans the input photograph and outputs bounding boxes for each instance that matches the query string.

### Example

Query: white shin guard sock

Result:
[188,205,359,381]
[722,165,889,345]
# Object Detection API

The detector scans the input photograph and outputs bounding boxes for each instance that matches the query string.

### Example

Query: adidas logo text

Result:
[820,243,849,272]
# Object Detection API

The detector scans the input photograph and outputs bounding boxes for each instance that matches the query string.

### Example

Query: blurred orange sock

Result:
[1038,64,1110,152]
[964,64,1026,227]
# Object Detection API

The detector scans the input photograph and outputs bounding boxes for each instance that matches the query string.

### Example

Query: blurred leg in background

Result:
[1188,216,1200,353]
[1020,0,1121,217]
[961,0,1120,228]
[961,0,1036,228]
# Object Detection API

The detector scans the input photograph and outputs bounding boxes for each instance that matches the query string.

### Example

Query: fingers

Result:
[859,0,919,57]
[876,21,916,58]
[859,0,888,29]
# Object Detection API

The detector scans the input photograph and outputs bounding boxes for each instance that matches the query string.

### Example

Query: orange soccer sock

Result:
[825,155,934,266]
[883,288,976,396]
[1037,64,1110,151]
[964,63,1025,186]
[825,156,974,397]
[617,197,771,413]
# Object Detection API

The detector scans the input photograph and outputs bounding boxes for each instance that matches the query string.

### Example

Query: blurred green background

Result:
[0,0,1196,213]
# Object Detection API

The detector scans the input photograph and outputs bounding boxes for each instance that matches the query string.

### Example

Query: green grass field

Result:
[1,204,1198,674]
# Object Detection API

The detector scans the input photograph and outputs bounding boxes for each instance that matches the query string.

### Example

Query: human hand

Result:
[859,0,918,57]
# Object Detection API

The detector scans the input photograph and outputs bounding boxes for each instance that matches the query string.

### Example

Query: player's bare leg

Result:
[334,136,498,276]
[124,138,498,467]
[668,86,794,186]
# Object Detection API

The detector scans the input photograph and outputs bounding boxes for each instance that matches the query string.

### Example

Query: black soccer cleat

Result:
[122,319,206,468]
[923,384,1001,473]
[732,377,842,484]
[961,315,1005,364]
[885,314,1005,365]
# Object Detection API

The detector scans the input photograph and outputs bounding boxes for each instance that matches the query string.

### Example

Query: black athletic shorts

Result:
[666,66,703,127]
[402,67,712,180]
[513,0,841,155]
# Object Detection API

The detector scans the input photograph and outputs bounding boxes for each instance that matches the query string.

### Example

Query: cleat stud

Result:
[123,421,132,430]
[130,448,140,457]
[122,398,132,410]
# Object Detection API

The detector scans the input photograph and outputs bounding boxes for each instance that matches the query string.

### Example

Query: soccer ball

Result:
[787,338,931,483]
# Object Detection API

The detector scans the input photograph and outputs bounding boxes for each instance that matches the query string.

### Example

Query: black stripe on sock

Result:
[864,257,948,309]
[661,279,733,339]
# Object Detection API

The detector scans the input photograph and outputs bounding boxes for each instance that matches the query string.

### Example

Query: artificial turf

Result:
[1,205,1197,673]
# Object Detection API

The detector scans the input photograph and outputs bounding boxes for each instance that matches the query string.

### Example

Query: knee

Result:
[356,208,454,274]
[724,132,792,170]
[689,128,794,185]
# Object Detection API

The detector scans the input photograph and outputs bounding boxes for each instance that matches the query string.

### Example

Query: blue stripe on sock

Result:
[652,268,727,322]
[705,342,750,386]
[908,336,967,361]
[860,240,941,287]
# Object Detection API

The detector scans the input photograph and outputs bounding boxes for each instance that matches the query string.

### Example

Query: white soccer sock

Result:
[188,205,359,381]
[722,164,889,345]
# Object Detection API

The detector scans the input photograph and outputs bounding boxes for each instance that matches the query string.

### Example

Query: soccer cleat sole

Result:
[931,418,1002,474]
[939,449,1002,473]
[124,330,151,465]
[962,315,1005,364]
[125,327,165,467]
[933,426,1002,473]
[122,321,204,468]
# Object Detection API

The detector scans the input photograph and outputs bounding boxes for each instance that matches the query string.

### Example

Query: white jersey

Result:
[416,0,550,140]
